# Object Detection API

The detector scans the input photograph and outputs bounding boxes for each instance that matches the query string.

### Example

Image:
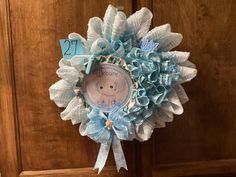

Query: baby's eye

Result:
[110,85,113,89]
[100,86,103,89]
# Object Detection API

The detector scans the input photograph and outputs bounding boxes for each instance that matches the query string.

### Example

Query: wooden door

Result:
[0,1,135,177]
[1,0,236,177]
[137,0,236,177]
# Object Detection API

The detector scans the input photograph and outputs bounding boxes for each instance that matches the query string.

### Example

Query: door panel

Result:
[0,0,19,177]
[138,0,236,177]
[7,0,134,176]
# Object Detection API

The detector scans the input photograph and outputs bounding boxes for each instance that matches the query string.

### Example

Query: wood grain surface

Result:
[0,0,20,177]
[153,159,236,177]
[136,0,236,177]
[8,0,134,176]
[1,0,236,177]
[20,166,127,177]
[152,0,236,164]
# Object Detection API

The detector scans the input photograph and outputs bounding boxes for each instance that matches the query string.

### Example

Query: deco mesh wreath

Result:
[49,5,197,173]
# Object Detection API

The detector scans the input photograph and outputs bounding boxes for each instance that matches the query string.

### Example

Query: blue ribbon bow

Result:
[82,108,134,173]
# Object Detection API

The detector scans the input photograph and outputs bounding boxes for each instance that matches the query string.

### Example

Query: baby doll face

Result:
[83,63,133,112]
[96,79,120,96]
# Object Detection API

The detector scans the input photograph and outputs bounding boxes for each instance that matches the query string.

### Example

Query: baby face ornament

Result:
[83,63,133,112]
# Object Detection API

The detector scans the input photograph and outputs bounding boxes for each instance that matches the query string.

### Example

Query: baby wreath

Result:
[49,5,197,173]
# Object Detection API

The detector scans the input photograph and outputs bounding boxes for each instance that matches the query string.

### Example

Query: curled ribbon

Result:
[86,38,128,74]
[124,47,181,126]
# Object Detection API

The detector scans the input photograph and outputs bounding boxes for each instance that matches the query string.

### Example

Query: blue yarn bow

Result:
[83,107,134,173]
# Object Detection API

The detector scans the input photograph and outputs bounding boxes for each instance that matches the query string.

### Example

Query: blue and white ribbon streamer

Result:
[94,135,127,173]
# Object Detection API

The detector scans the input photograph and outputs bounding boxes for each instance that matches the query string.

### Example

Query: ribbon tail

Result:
[112,136,128,172]
[94,142,111,174]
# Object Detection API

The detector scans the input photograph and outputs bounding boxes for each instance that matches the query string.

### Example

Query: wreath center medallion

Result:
[83,63,133,112]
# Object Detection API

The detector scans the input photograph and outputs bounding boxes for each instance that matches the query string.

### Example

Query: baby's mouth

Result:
[100,93,115,96]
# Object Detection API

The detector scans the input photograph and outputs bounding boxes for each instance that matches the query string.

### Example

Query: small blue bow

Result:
[82,107,134,173]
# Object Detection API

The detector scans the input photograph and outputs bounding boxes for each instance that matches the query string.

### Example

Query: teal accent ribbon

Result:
[85,55,96,74]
